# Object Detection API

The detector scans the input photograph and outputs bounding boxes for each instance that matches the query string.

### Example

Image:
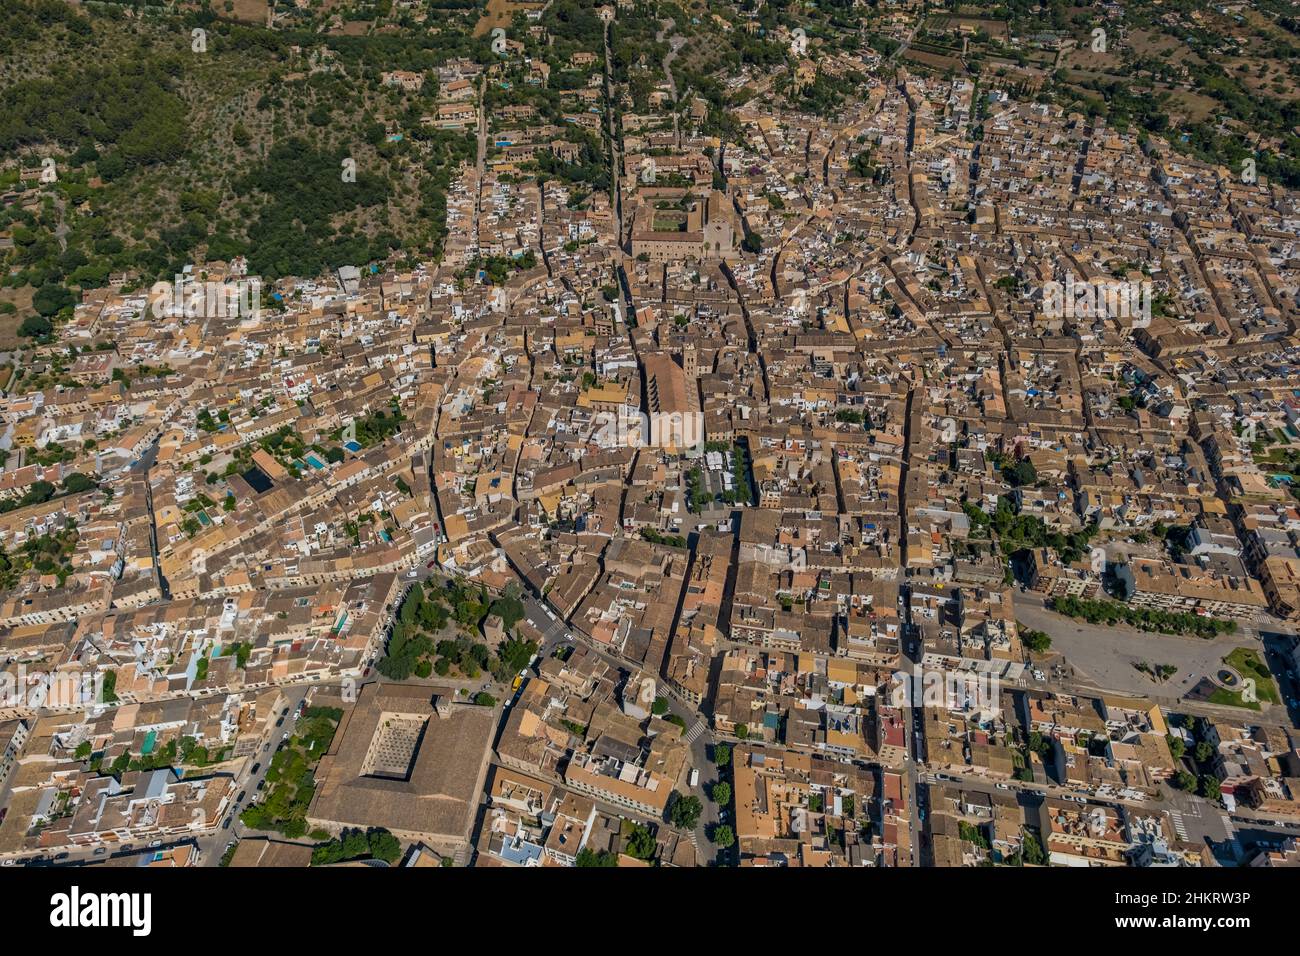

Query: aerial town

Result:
[1,0,1299,887]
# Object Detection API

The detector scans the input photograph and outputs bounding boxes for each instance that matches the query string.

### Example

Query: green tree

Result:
[32,283,75,317]
[624,823,657,860]
[1200,775,1222,802]
[1020,627,1051,653]
[61,472,96,494]
[711,781,731,806]
[18,315,52,338]
[711,824,735,848]
[1022,828,1045,865]
[669,794,702,830]
[714,744,731,768]
[399,581,424,626]
[959,820,990,849]
[488,588,526,629]
[369,829,402,864]
[1006,457,1038,487]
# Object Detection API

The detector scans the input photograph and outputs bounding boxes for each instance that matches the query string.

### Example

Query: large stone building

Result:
[308,684,497,858]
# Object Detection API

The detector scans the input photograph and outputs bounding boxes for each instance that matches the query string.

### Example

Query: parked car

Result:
[251,763,261,774]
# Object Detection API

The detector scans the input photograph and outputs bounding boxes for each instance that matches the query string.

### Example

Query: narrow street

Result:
[655,19,686,147]
[601,18,626,251]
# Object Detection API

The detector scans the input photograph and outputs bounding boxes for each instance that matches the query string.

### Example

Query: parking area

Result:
[1015,598,1262,699]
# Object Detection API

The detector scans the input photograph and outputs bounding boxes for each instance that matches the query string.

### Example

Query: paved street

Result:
[196,683,314,866]
[0,683,313,868]
[515,584,722,861]
[1016,593,1265,699]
